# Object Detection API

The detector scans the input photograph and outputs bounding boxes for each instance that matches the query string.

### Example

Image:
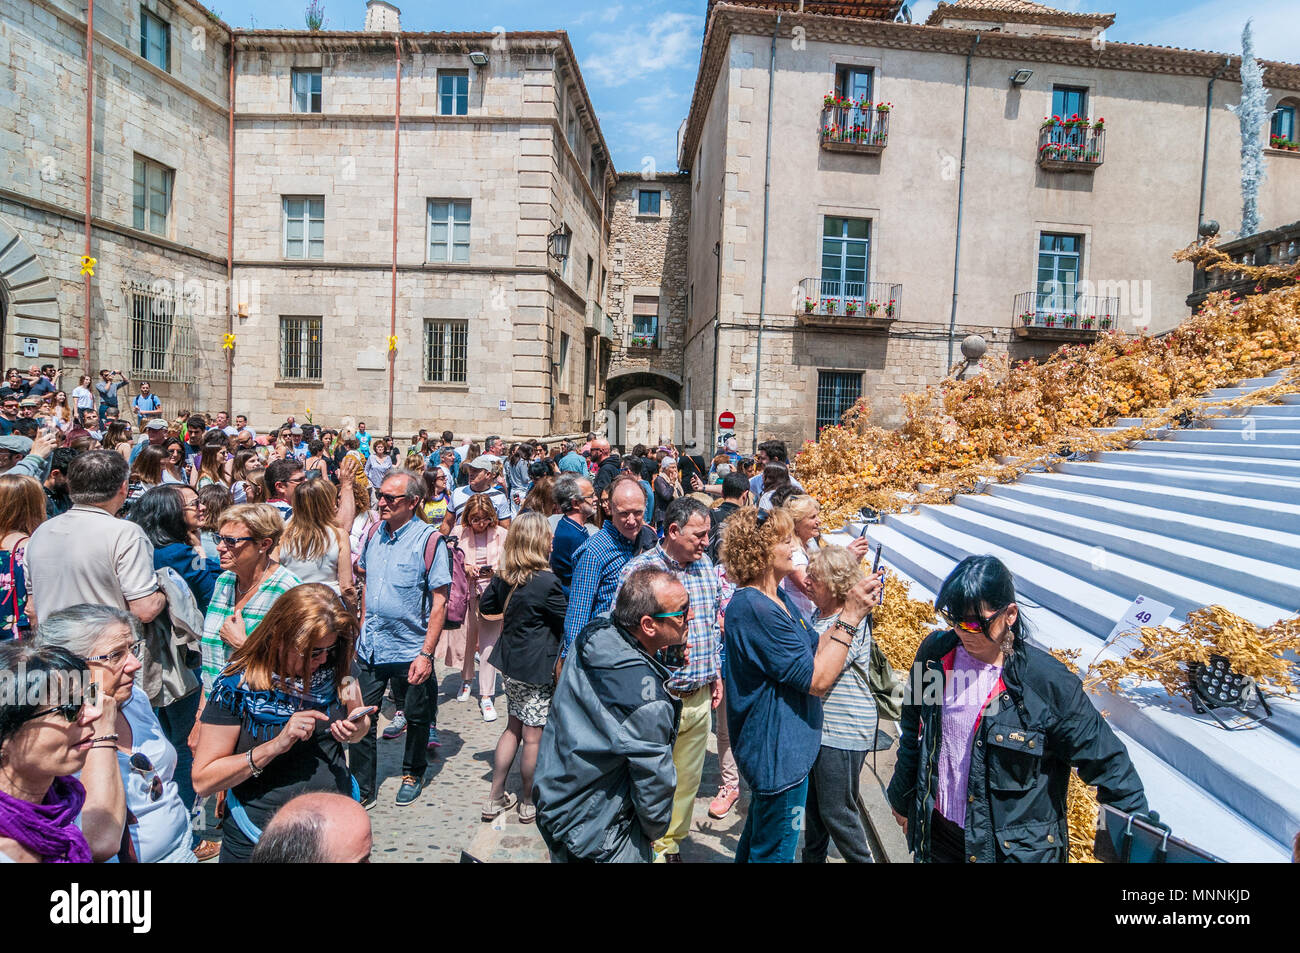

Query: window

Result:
[292,69,322,113]
[279,317,322,380]
[439,70,468,116]
[638,190,661,216]
[427,200,470,263]
[1036,232,1083,312]
[139,7,170,71]
[1272,103,1297,144]
[835,66,873,102]
[816,371,862,432]
[590,153,602,186]
[586,256,594,297]
[631,295,659,346]
[132,156,173,237]
[567,109,580,153]
[283,197,325,259]
[130,288,175,376]
[1051,85,1088,120]
[423,319,468,383]
[558,332,570,388]
[821,216,870,302]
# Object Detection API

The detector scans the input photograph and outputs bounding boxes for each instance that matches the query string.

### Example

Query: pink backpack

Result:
[363,524,469,630]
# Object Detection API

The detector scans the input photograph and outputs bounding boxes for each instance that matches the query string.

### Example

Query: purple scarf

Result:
[0,775,93,863]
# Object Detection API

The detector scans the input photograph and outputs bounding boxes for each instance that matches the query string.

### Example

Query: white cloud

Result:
[581,11,704,87]
[1118,0,1300,65]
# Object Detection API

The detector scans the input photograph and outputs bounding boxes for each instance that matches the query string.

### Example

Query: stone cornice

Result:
[678,2,1300,169]
[925,2,1115,29]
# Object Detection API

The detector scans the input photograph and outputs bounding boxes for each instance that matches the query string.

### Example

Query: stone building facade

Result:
[605,172,692,447]
[1,0,617,438]
[677,0,1300,451]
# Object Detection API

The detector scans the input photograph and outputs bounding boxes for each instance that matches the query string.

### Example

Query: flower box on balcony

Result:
[845,302,859,315]
[824,299,837,314]
[820,101,890,155]
[1038,118,1105,173]
[627,336,659,350]
[797,279,902,332]
[804,299,815,313]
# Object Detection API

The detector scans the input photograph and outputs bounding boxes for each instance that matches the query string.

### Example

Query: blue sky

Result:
[211,0,1299,172]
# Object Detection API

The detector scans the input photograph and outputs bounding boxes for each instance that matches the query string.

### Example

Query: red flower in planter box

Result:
[824,299,837,314]
[876,102,892,113]
[1043,314,1058,328]
[1081,316,1095,330]
[845,301,859,315]
[885,299,896,317]
[866,301,879,316]
[1099,316,1113,330]
[804,298,815,313]
[1021,311,1034,325]
[1062,314,1078,328]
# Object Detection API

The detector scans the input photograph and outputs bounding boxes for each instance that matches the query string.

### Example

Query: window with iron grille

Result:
[423,319,468,383]
[283,196,324,259]
[139,7,170,71]
[280,316,322,380]
[292,69,322,113]
[816,371,862,432]
[427,200,470,263]
[439,70,469,116]
[133,156,173,237]
[130,288,175,376]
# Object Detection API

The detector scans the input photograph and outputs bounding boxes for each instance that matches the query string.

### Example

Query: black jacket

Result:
[886,629,1146,863]
[479,569,567,685]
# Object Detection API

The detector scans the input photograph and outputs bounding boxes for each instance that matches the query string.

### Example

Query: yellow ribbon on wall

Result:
[387,335,398,352]
[79,255,96,277]
[222,333,237,350]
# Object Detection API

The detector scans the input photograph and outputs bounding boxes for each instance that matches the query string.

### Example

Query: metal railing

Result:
[124,280,197,385]
[799,278,902,320]
[625,323,661,349]
[1014,290,1118,330]
[1037,122,1105,166]
[820,104,890,149]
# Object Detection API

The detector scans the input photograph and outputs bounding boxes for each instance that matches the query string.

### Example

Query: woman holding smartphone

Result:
[192,583,369,863]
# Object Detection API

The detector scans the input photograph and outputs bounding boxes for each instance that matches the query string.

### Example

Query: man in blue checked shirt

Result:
[562,476,651,657]
[615,495,722,862]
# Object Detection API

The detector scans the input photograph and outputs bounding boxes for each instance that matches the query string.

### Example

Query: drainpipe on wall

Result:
[709,236,721,454]
[226,41,235,417]
[83,0,94,372]
[388,34,401,438]
[751,13,780,454]
[945,32,980,373]
[1198,57,1233,240]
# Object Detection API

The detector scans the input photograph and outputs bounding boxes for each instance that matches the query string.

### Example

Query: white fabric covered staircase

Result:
[849,367,1300,862]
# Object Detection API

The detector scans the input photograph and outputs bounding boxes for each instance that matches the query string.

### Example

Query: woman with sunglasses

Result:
[0,642,128,862]
[35,605,196,863]
[886,555,1147,863]
[719,506,879,863]
[193,583,367,863]
[198,503,301,695]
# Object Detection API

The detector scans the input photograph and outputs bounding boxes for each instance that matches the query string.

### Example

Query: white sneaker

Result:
[481,698,498,722]
[456,682,473,702]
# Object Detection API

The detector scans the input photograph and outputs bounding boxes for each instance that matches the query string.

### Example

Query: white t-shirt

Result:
[25,505,159,615]
[72,386,94,410]
[448,485,512,522]
[115,686,191,863]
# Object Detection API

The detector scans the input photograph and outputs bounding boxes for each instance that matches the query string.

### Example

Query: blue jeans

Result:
[735,776,809,863]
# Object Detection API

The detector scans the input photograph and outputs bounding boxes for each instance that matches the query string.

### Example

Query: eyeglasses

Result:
[304,642,338,662]
[214,533,257,548]
[651,609,688,619]
[943,605,1010,638]
[86,639,145,666]
[129,752,163,802]
[376,492,411,505]
[25,680,101,724]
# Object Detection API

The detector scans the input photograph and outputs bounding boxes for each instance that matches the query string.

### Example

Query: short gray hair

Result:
[35,604,139,659]
[553,473,588,513]
[382,468,424,500]
[612,566,677,632]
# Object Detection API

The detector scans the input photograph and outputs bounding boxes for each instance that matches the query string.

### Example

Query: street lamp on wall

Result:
[547,226,571,263]
[1009,68,1034,87]
[468,50,488,67]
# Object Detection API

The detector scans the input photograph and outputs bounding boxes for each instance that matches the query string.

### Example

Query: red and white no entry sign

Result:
[718,411,736,429]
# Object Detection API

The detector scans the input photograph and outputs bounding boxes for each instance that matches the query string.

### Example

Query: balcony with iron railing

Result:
[625,324,661,351]
[585,302,615,342]
[819,99,891,155]
[797,278,901,331]
[1013,290,1119,341]
[1037,118,1105,172]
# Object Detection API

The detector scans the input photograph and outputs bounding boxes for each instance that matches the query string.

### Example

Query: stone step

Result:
[1133,439,1300,460]
[954,492,1300,608]
[1017,469,1300,534]
[1092,448,1300,478]
[1169,427,1300,444]
[985,480,1300,568]
[1054,460,1300,507]
[1207,416,1300,432]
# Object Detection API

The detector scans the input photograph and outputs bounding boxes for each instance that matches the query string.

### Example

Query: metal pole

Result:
[226,42,235,418]
[946,33,979,372]
[83,0,94,372]
[388,34,401,438]
[751,13,780,454]
[1197,57,1231,239]
[709,238,720,454]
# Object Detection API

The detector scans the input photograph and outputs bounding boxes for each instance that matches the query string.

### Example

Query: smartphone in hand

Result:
[347,705,379,723]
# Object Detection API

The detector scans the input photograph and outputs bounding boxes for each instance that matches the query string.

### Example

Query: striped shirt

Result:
[617,544,722,692]
[811,611,877,752]
[200,565,302,692]
[562,521,640,654]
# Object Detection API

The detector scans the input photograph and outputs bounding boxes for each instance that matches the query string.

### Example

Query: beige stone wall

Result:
[690,28,1300,448]
[2,0,230,409]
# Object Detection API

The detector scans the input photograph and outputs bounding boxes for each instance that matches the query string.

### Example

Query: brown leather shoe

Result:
[193,840,221,862]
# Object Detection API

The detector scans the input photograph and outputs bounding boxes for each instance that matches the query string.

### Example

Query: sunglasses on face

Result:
[129,752,163,802]
[24,680,101,725]
[944,605,1009,638]
[305,642,338,663]
[215,534,258,548]
[376,492,410,505]
[86,639,145,667]
[651,609,688,619]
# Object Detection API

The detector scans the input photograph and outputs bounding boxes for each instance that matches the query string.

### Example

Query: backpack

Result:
[364,522,469,630]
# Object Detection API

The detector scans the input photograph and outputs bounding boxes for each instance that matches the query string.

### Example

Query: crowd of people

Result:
[0,366,1149,864]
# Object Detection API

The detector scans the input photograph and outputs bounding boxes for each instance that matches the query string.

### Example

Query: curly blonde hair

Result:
[719,506,795,586]
[807,545,863,602]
